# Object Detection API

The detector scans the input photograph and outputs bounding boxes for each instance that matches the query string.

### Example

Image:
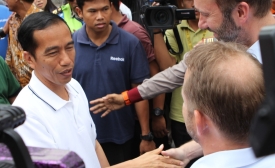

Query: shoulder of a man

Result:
[12,85,37,114]
[117,26,140,45]
[69,78,82,90]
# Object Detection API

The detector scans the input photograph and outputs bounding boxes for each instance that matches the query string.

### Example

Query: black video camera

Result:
[250,25,275,158]
[142,0,196,29]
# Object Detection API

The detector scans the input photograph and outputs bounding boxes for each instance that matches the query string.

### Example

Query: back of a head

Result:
[22,0,35,4]
[111,0,119,11]
[17,12,69,56]
[184,41,264,143]
[216,0,271,18]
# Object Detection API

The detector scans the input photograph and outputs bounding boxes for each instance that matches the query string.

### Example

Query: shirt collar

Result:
[179,20,203,33]
[28,71,78,111]
[191,148,262,168]
[76,21,119,46]
[248,40,262,63]
[117,15,129,28]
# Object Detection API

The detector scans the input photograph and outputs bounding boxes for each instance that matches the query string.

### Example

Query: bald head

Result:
[183,42,264,143]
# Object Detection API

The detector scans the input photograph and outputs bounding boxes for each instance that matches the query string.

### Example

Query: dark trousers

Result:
[171,119,201,168]
[171,119,192,147]
[100,138,134,166]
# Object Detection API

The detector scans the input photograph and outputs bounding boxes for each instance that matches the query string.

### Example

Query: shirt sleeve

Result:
[133,28,156,63]
[130,41,150,84]
[164,27,182,62]
[136,55,187,100]
[0,57,21,98]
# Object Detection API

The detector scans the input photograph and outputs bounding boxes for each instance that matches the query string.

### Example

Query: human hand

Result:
[151,116,169,138]
[132,144,184,168]
[90,94,125,117]
[161,148,190,167]
[3,15,12,35]
[140,140,156,155]
[152,1,160,6]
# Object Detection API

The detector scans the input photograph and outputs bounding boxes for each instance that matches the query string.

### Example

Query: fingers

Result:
[161,148,177,158]
[90,103,107,113]
[149,144,164,154]
[159,158,184,168]
[152,2,160,6]
[90,98,104,105]
[101,110,112,117]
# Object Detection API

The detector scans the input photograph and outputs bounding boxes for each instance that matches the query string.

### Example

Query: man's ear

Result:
[75,7,83,19]
[194,110,209,137]
[233,2,249,24]
[23,51,35,69]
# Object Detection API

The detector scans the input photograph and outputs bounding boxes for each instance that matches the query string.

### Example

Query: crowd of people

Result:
[1,0,275,167]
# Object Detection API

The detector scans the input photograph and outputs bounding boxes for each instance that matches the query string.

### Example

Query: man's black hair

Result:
[111,0,119,11]
[77,0,111,10]
[44,0,58,13]
[23,0,34,3]
[17,12,70,57]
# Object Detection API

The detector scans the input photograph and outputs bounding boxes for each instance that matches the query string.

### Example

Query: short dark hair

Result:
[184,42,264,143]
[23,0,34,3]
[111,0,119,11]
[77,0,111,10]
[17,12,69,57]
[217,0,272,18]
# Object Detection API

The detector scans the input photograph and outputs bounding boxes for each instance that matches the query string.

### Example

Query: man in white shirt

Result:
[14,11,183,168]
[177,41,275,168]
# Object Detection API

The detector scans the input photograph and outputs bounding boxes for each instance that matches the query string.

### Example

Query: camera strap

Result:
[165,27,183,56]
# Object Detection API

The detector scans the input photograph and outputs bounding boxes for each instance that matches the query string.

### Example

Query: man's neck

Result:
[86,24,112,46]
[34,71,69,101]
[201,135,249,156]
[187,19,199,31]
[246,13,275,47]
[112,10,124,25]
[16,2,32,19]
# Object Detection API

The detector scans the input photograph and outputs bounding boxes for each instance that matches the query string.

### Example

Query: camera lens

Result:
[154,9,169,24]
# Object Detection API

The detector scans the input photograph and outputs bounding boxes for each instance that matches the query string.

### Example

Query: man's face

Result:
[28,22,75,89]
[195,0,242,43]
[34,0,47,10]
[77,0,112,33]
[4,0,17,11]
[68,0,78,14]
[182,69,198,141]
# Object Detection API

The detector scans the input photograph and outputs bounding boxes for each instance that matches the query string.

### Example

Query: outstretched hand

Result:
[162,148,190,167]
[132,144,183,168]
[90,94,125,117]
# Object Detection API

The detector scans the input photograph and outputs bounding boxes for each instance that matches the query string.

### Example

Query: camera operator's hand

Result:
[152,2,160,6]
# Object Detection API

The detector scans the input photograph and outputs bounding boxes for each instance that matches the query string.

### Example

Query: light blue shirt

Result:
[191,147,275,168]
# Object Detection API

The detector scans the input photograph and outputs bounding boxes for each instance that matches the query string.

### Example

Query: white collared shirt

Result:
[247,41,262,63]
[120,2,132,20]
[191,147,275,168]
[14,71,101,168]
